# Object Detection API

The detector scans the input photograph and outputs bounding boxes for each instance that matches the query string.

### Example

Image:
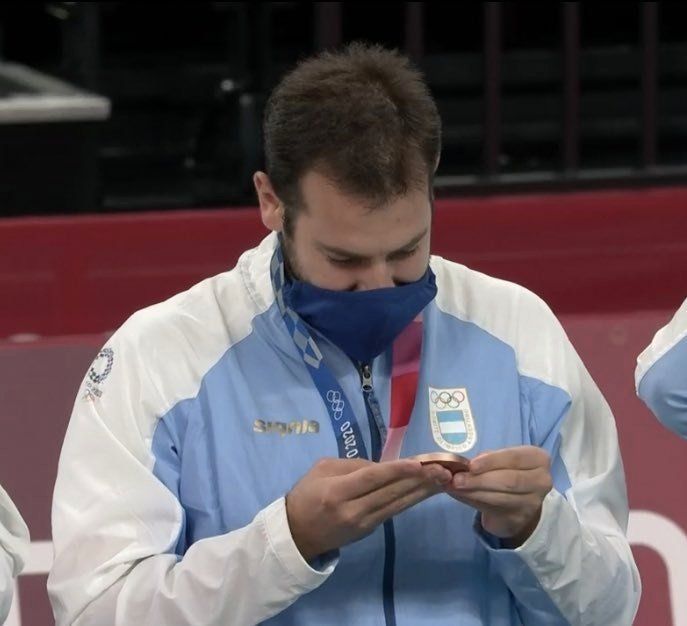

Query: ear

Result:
[253,172,284,232]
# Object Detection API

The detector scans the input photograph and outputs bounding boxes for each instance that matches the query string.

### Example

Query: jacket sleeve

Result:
[0,484,30,624]
[48,321,334,626]
[635,297,687,438]
[476,296,641,625]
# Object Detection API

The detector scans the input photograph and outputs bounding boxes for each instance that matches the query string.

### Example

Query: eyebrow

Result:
[317,228,428,261]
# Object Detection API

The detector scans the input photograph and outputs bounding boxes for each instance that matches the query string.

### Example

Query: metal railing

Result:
[315,1,687,194]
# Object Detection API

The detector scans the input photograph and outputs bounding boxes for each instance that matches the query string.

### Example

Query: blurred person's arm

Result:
[0,484,30,623]
[636,297,687,438]
[48,321,333,626]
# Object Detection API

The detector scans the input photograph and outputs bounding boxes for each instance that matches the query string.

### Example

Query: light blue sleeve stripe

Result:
[637,334,687,439]
[520,375,573,494]
[151,405,189,556]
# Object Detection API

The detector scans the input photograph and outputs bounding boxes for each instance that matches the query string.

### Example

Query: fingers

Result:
[334,459,428,500]
[291,458,453,559]
[353,463,452,514]
[468,446,550,475]
[450,467,552,495]
[443,447,552,545]
[313,463,450,544]
[453,493,544,543]
[312,457,374,478]
[449,490,530,510]
[359,477,447,531]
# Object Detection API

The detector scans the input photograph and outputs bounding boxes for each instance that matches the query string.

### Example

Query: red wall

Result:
[2,185,686,338]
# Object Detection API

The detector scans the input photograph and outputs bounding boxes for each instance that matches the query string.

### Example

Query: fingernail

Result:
[453,473,466,487]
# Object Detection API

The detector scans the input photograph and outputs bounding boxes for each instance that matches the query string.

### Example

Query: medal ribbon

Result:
[380,318,423,462]
[271,245,369,460]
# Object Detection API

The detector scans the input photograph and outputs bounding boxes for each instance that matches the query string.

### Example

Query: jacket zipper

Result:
[357,362,387,452]
[357,361,397,626]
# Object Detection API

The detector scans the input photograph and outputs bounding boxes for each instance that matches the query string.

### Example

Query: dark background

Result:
[1,2,686,215]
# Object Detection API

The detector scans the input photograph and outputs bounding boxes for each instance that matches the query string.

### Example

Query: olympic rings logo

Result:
[430,389,465,409]
[88,348,114,384]
[326,390,345,420]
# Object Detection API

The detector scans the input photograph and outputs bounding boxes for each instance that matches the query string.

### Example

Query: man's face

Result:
[283,170,432,292]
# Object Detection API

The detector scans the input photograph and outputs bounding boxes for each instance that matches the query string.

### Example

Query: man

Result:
[49,43,640,625]
[636,297,687,438]
[0,485,29,623]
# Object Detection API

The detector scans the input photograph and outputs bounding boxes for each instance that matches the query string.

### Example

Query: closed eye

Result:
[328,256,365,267]
[328,246,419,267]
[387,246,419,262]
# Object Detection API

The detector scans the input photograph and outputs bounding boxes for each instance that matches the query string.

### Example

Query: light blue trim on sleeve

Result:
[637,335,687,439]
[151,405,189,555]
[520,375,573,495]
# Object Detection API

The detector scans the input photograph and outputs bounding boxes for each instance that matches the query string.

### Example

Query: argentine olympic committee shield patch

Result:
[428,387,477,453]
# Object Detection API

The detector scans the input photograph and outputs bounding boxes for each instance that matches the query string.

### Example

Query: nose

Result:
[355,262,395,291]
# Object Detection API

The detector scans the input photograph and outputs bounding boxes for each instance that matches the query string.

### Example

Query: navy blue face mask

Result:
[280,246,437,364]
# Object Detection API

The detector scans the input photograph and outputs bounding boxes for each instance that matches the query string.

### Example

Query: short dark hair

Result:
[263,42,442,232]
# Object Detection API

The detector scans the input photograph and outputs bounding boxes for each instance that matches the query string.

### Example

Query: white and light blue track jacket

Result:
[0,484,29,624]
[636,297,687,438]
[49,233,640,626]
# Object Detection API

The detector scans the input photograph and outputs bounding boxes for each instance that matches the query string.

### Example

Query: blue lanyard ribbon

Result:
[271,244,369,461]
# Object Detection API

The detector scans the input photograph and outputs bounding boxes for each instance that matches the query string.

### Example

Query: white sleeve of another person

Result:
[0,484,30,624]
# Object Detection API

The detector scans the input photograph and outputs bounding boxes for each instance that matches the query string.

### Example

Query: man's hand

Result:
[445,446,553,547]
[286,458,452,561]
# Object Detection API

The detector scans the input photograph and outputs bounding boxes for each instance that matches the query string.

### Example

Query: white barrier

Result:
[5,541,52,626]
[628,510,687,626]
